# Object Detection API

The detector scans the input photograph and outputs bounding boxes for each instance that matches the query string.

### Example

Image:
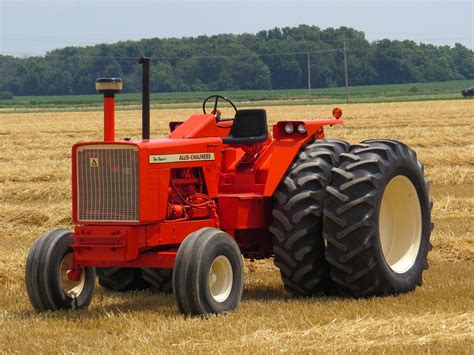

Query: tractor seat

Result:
[222,109,268,145]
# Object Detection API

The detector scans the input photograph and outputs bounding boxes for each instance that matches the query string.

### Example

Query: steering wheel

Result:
[202,95,238,122]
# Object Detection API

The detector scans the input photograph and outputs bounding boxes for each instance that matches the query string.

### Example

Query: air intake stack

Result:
[95,77,123,142]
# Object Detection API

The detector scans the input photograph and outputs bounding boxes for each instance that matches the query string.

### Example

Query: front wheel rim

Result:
[208,256,233,303]
[379,175,422,274]
[60,252,85,297]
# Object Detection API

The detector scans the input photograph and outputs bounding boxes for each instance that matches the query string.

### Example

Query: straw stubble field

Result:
[0,100,473,352]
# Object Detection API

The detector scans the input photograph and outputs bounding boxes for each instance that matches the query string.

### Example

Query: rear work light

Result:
[283,122,307,135]
[296,123,307,134]
[284,122,295,134]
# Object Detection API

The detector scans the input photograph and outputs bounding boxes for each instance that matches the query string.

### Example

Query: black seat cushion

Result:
[222,109,268,145]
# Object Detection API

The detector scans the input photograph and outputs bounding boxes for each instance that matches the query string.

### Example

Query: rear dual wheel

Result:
[323,139,433,297]
[270,139,349,296]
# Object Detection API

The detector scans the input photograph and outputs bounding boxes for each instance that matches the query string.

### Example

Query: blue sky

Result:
[0,0,472,56]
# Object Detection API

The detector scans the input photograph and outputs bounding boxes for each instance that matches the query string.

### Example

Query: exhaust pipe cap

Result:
[96,78,123,95]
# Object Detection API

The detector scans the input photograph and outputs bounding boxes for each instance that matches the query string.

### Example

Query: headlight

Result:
[296,123,307,134]
[284,123,295,134]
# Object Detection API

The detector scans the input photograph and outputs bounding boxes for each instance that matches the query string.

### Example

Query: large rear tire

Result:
[25,229,96,311]
[96,268,149,292]
[270,139,349,296]
[323,139,433,297]
[172,228,244,315]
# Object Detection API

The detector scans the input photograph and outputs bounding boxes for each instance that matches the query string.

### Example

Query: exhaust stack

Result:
[139,57,151,140]
[95,77,123,142]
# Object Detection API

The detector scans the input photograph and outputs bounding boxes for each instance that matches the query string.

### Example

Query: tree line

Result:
[0,25,472,96]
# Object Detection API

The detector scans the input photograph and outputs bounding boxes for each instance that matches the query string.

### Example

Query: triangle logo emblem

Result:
[90,158,99,168]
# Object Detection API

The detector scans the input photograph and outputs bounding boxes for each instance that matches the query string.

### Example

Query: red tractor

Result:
[25,58,433,315]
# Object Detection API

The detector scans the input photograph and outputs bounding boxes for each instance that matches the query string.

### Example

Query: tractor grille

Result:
[76,145,139,222]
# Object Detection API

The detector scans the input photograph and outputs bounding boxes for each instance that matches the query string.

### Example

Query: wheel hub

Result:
[379,175,422,274]
[208,256,233,303]
[60,252,85,297]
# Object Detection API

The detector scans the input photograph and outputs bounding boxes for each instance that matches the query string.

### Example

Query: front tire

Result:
[172,228,244,315]
[323,139,433,297]
[25,229,96,311]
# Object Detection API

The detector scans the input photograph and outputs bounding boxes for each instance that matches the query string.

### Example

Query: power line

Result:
[3,37,471,60]
[0,48,343,60]
[1,36,471,63]
[1,32,348,46]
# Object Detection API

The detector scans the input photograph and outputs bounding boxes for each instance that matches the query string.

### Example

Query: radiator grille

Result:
[77,145,139,222]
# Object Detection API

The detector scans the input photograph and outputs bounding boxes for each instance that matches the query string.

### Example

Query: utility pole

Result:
[307,51,311,101]
[343,37,350,103]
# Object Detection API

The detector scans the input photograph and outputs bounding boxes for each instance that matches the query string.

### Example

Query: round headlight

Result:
[296,123,307,134]
[284,123,295,134]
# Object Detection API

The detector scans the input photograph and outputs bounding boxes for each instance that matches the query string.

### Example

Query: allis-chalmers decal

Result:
[149,152,215,164]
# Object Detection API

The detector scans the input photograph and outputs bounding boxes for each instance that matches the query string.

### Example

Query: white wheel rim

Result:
[60,252,85,297]
[208,256,233,303]
[379,175,422,274]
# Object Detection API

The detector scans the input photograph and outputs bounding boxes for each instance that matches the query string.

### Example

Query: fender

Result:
[263,119,343,197]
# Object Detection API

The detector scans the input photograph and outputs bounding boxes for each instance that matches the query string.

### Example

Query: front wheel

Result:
[25,229,96,311]
[172,228,244,315]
